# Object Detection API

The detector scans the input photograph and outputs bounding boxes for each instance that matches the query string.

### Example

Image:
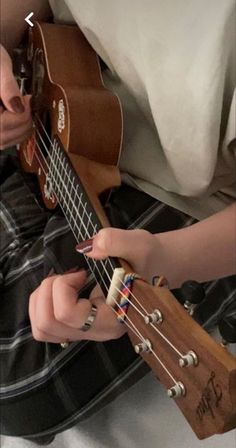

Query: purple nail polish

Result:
[76,239,93,254]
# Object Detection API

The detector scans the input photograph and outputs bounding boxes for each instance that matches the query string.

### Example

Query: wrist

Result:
[153,229,191,289]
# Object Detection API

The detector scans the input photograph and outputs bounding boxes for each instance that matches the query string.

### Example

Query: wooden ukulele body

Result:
[19,22,122,209]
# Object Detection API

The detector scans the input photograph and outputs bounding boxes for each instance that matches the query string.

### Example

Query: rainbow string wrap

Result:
[116,273,141,323]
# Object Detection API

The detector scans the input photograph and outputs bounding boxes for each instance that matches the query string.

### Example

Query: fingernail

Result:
[76,239,93,254]
[9,96,25,113]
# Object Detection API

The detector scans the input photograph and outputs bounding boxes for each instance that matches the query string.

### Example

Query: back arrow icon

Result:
[25,12,34,27]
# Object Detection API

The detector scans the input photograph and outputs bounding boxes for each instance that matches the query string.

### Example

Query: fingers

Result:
[87,295,125,341]
[29,271,126,344]
[29,276,63,344]
[0,96,33,150]
[77,228,153,262]
[29,272,88,342]
[0,44,32,150]
[52,271,91,327]
[0,45,25,113]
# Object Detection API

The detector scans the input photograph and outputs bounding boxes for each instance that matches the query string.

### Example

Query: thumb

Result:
[76,228,153,265]
[0,46,25,113]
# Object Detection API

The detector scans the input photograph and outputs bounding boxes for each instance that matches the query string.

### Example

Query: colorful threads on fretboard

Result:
[117,273,141,323]
[152,275,168,287]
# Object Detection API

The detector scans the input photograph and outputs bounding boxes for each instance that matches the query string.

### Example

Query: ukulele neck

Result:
[47,136,121,296]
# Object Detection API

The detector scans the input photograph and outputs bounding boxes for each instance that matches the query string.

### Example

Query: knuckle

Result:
[31,327,44,342]
[36,317,51,334]
[40,277,51,289]
[98,227,114,253]
[53,274,64,288]
[53,275,66,291]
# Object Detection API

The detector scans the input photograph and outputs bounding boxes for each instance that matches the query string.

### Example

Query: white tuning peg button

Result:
[134,339,152,354]
[167,382,186,398]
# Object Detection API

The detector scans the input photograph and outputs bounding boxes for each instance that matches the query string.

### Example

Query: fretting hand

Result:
[29,270,126,344]
[29,228,158,344]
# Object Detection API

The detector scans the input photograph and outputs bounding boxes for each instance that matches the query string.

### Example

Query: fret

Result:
[86,211,95,239]
[92,223,98,238]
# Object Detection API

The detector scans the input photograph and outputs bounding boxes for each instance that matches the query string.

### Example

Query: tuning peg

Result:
[218,311,236,345]
[179,280,205,315]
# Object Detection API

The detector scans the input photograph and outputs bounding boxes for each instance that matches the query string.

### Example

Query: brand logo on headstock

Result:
[196,371,222,421]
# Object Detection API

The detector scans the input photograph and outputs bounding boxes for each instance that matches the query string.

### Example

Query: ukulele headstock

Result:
[125,278,236,439]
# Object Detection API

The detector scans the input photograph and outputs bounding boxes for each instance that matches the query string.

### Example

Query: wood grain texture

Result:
[20,21,123,193]
[127,280,236,438]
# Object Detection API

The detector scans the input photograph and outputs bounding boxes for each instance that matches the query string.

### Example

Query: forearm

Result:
[0,0,51,52]
[155,203,236,288]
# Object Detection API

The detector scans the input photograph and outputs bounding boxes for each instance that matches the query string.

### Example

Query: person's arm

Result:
[1,0,51,52]
[153,202,236,287]
[84,203,236,289]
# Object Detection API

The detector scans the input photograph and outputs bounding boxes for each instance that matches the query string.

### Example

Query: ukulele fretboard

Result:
[47,136,121,297]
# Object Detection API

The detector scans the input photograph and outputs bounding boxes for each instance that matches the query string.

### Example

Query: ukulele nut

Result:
[134,339,152,354]
[179,350,198,367]
[167,382,186,398]
[144,309,163,325]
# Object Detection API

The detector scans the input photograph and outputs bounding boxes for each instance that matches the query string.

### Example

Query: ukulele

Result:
[18,22,236,440]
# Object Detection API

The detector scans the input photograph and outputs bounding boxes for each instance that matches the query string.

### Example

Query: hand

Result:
[29,270,126,344]
[0,44,32,150]
[78,228,158,283]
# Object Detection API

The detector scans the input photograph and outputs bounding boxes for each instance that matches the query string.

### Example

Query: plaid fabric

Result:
[0,150,235,439]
